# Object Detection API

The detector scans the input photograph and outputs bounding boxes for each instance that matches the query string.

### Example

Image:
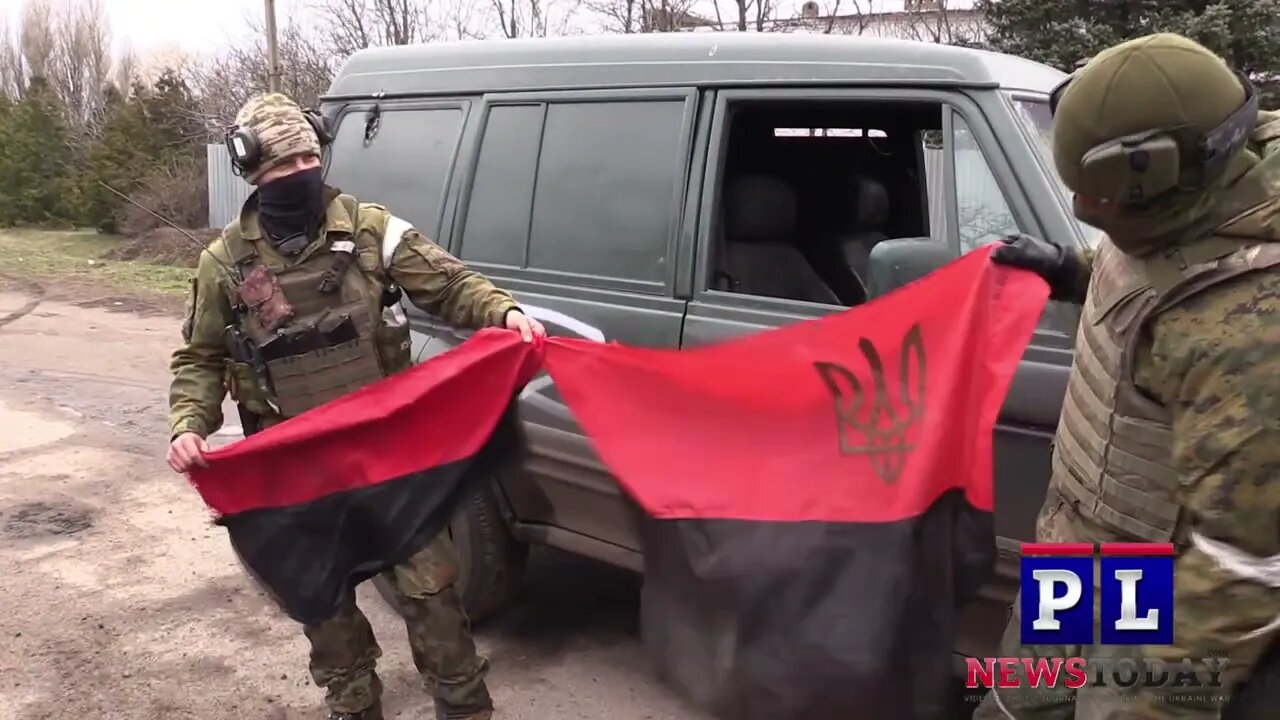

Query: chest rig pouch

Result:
[223,195,408,421]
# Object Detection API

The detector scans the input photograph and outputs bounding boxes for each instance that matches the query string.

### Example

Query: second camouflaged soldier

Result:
[166,92,546,720]
[976,34,1280,719]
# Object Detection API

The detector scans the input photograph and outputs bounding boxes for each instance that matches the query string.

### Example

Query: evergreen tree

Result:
[0,93,13,224]
[140,68,204,160]
[0,77,77,226]
[79,68,206,232]
[82,82,152,232]
[978,0,1280,104]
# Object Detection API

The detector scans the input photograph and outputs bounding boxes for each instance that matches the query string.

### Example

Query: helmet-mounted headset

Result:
[1047,67,1259,205]
[223,108,335,178]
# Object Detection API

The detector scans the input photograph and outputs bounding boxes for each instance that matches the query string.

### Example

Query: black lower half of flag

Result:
[638,488,995,720]
[219,404,524,627]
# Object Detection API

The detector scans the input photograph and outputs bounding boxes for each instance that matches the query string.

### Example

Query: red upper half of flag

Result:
[542,245,1048,523]
[187,330,542,516]
[185,245,1046,524]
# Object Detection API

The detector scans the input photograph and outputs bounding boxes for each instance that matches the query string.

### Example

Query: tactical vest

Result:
[1046,234,1280,544]
[220,193,414,424]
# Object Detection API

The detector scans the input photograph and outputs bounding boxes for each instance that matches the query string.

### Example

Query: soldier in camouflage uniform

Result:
[974,34,1280,720]
[166,92,545,720]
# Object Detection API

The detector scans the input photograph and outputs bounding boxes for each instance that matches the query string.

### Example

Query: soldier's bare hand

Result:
[505,310,546,343]
[167,432,210,473]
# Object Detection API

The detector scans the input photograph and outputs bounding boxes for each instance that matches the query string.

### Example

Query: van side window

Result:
[707,100,950,307]
[924,111,1075,335]
[457,104,542,266]
[324,106,466,238]
[950,114,1020,252]
[460,99,688,287]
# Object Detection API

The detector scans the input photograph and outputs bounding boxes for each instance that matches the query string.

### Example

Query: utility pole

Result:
[264,0,282,92]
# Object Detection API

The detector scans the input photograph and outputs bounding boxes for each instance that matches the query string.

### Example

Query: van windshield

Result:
[1008,95,1105,249]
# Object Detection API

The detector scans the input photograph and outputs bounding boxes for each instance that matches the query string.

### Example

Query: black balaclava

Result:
[257,166,325,255]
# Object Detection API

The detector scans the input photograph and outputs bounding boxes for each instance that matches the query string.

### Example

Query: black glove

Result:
[991,233,1085,302]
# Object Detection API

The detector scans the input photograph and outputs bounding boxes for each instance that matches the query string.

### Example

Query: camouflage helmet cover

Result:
[231,92,322,184]
[1051,33,1249,205]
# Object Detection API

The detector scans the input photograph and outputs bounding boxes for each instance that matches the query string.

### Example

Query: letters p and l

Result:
[1019,543,1175,646]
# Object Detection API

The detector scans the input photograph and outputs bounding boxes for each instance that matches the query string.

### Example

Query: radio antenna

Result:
[96,180,241,281]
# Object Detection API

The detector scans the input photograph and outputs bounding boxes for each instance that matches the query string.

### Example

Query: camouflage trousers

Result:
[302,530,493,718]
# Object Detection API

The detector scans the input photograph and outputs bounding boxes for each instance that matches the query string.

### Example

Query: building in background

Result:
[789,0,987,45]
[657,0,986,46]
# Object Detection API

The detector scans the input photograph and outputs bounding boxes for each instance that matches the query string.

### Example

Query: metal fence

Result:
[206,144,253,229]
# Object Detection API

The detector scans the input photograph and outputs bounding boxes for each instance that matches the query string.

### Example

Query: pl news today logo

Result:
[966,543,1227,693]
[1021,542,1174,645]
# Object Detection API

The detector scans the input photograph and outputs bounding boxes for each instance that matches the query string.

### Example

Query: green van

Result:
[319,31,1096,663]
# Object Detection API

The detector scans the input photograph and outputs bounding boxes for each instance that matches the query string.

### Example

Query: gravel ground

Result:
[0,284,707,720]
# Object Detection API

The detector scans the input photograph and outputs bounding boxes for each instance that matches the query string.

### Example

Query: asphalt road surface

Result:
[0,284,708,720]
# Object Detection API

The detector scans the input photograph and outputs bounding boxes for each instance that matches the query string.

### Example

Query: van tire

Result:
[373,480,528,625]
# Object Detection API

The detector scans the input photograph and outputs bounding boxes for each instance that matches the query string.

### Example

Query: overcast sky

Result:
[0,0,976,61]
[0,0,307,58]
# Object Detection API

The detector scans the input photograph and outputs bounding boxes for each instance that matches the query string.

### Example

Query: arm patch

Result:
[181,277,197,343]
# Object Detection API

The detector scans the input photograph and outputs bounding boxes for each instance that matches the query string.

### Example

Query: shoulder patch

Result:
[181,277,197,344]
[353,202,389,235]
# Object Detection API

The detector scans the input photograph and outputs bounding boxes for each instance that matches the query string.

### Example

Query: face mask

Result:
[257,166,325,254]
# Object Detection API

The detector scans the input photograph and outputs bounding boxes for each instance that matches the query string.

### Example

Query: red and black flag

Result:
[541,246,1047,719]
[186,330,542,627]
[186,246,1046,718]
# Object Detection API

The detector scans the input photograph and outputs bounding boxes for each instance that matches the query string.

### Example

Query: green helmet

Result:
[1050,33,1258,209]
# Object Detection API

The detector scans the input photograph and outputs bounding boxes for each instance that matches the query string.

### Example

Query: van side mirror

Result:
[866,237,959,299]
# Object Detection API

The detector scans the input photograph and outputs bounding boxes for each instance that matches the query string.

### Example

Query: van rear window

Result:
[458,97,690,290]
[773,128,887,138]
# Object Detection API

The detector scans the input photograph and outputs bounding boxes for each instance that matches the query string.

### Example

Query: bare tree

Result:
[586,0,702,33]
[821,0,844,34]
[585,0,640,33]
[313,0,374,54]
[376,0,424,43]
[431,0,489,39]
[492,0,546,37]
[19,0,54,83]
[111,47,136,96]
[0,0,112,118]
[312,0,437,55]
[0,18,25,98]
[46,0,112,130]
[190,20,337,137]
[786,0,876,36]
[490,0,582,37]
[888,0,986,45]
[707,0,779,32]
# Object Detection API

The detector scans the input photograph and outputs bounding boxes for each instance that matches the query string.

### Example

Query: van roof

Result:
[324,32,1065,100]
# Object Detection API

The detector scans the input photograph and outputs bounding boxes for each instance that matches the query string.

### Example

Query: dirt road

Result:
[0,283,704,720]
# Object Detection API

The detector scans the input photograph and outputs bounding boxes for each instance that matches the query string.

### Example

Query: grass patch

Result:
[0,228,194,295]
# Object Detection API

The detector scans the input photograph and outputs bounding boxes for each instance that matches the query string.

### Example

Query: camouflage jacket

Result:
[167,187,518,439]
[1073,111,1280,714]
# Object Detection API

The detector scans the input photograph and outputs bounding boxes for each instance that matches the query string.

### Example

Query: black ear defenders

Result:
[225,107,334,178]
[1047,67,1258,203]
